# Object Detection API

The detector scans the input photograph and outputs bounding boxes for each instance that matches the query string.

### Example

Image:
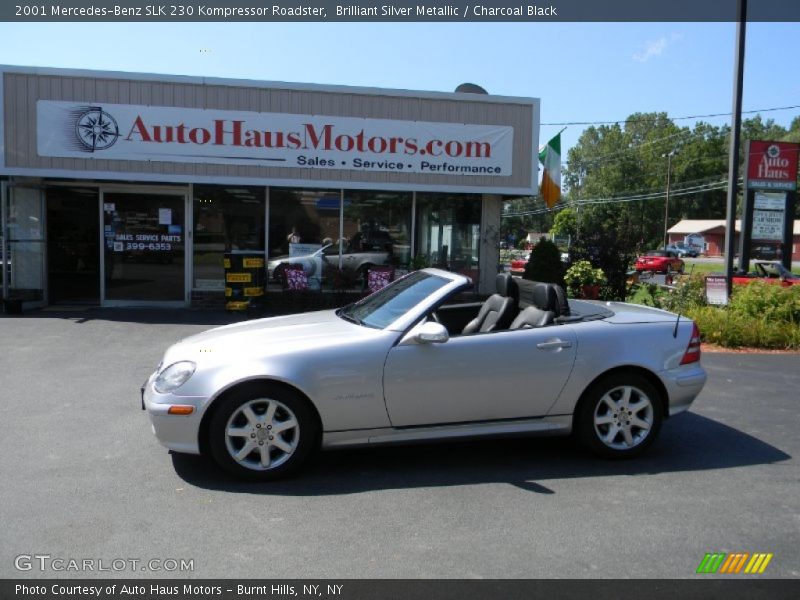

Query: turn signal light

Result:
[167,405,195,415]
[680,322,702,365]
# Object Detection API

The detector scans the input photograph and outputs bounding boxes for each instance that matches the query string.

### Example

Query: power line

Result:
[503,179,736,218]
[541,104,800,127]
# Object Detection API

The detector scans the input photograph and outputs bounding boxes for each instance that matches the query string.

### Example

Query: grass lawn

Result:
[683,259,800,275]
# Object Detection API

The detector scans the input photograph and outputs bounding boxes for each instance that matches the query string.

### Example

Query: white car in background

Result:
[267,243,390,282]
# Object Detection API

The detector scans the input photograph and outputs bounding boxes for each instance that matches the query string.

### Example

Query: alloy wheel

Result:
[592,385,654,450]
[224,398,300,471]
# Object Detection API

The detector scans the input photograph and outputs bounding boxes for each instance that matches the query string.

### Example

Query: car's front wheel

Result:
[576,373,663,459]
[209,385,318,480]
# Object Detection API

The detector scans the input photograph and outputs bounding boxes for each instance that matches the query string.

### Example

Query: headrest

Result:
[532,283,558,313]
[516,279,569,317]
[495,273,519,302]
[551,284,571,317]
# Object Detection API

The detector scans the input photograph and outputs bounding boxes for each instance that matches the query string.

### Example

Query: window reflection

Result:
[193,185,265,290]
[415,193,481,285]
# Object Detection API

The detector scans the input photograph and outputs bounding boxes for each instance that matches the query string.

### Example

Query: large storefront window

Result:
[416,193,482,284]
[268,188,413,287]
[269,188,341,254]
[341,189,412,268]
[268,188,341,286]
[3,186,45,303]
[193,185,265,290]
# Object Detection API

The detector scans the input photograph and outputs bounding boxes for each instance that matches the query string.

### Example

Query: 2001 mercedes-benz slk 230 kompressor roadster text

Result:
[142,269,707,480]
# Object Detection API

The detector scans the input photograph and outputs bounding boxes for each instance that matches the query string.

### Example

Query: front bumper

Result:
[142,371,205,455]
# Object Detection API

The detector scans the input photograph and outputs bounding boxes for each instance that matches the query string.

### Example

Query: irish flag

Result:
[539,132,562,209]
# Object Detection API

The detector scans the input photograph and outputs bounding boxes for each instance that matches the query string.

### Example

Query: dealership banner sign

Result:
[746,140,800,190]
[37,101,514,176]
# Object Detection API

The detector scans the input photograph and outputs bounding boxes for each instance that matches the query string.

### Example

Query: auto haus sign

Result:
[746,140,800,191]
[37,100,514,177]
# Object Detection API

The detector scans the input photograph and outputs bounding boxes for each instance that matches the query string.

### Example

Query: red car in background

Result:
[635,250,684,274]
[510,257,528,275]
[732,261,800,286]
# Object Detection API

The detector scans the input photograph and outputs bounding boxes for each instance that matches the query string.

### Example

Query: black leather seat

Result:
[515,279,570,318]
[462,273,518,334]
[510,283,558,329]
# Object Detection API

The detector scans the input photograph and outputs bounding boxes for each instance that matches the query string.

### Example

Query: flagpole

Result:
[539,127,567,153]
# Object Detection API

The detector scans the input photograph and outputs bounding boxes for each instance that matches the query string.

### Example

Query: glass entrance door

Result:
[47,187,100,304]
[101,190,187,306]
[2,184,47,309]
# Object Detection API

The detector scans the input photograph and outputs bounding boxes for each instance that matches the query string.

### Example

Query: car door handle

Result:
[536,339,572,350]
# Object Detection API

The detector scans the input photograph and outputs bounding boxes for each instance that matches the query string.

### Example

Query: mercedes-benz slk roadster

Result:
[142,269,706,480]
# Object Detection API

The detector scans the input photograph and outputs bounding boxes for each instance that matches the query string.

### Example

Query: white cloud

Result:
[633,33,683,63]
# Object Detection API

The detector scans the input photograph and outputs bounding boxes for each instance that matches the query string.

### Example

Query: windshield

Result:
[338,271,451,329]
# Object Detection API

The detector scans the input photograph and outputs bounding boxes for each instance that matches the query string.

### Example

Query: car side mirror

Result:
[402,321,449,345]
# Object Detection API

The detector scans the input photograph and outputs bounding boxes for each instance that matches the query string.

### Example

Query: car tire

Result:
[678,263,685,274]
[208,384,319,481]
[575,372,663,459]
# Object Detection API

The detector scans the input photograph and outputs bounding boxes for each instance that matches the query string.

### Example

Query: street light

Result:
[662,150,678,249]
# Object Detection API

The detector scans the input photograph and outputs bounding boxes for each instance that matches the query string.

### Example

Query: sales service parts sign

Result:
[37,101,514,177]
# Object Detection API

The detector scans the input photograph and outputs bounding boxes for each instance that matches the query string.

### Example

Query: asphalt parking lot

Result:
[0,308,798,579]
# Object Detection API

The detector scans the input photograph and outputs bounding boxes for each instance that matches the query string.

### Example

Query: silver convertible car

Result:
[142,269,706,480]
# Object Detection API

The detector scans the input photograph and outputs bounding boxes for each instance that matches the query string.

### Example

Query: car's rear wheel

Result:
[576,373,663,459]
[209,385,318,481]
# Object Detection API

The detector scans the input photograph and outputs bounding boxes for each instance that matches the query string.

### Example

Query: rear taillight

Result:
[680,322,702,365]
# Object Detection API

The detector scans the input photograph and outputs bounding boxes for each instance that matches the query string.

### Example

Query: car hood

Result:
[268,252,314,263]
[162,310,382,364]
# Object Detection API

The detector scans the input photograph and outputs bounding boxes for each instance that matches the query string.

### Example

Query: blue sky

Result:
[1,21,798,160]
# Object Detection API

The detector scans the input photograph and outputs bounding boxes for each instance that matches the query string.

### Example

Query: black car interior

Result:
[432,274,576,336]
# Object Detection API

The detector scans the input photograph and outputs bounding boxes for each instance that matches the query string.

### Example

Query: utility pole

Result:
[724,0,747,297]
[662,150,678,249]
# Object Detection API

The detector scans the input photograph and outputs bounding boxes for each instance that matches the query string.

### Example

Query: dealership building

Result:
[0,65,539,310]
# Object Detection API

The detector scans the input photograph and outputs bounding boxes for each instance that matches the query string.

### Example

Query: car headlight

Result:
[154,361,196,393]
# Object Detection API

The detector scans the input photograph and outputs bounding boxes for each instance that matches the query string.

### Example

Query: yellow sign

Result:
[242,258,264,268]
[244,287,264,297]
[226,273,252,283]
[225,301,250,311]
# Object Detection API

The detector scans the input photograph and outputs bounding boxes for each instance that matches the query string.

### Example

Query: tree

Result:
[549,207,578,241]
[523,238,565,287]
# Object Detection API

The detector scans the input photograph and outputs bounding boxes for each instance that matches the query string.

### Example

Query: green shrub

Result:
[728,281,800,323]
[655,273,708,313]
[687,305,800,349]
[523,238,565,287]
[564,260,607,298]
[629,274,800,349]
